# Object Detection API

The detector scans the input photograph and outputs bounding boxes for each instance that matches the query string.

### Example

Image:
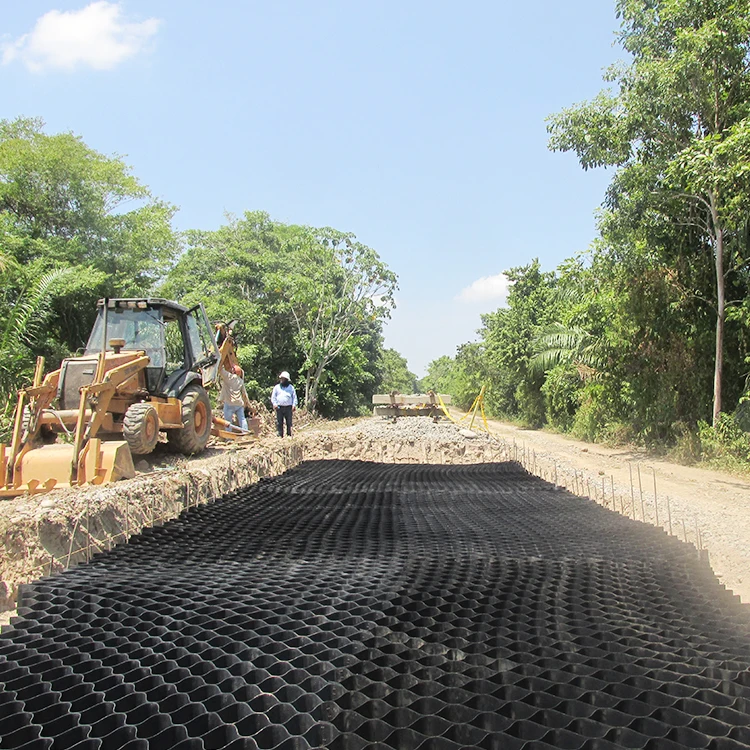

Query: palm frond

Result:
[530,323,607,376]
[0,268,73,354]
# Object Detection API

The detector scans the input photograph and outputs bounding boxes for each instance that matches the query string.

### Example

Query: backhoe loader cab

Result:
[1,298,222,497]
[81,299,221,397]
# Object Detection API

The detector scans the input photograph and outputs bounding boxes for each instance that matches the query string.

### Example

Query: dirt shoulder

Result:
[481,415,750,604]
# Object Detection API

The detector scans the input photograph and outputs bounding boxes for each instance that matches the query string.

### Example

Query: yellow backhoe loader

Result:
[1,298,245,497]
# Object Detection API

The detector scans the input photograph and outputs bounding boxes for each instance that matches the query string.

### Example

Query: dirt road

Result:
[481,416,750,605]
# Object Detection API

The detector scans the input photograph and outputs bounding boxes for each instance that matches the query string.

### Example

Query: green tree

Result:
[379,348,418,394]
[160,212,300,399]
[161,211,398,417]
[479,260,557,424]
[420,355,457,394]
[0,117,178,351]
[316,324,384,418]
[0,265,74,436]
[547,0,750,424]
[276,227,397,412]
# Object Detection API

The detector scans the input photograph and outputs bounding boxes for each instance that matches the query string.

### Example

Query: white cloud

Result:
[2,2,161,73]
[456,273,511,305]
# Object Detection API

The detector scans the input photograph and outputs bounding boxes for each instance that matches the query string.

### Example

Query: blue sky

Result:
[1,1,619,375]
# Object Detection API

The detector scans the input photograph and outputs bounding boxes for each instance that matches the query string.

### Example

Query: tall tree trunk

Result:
[304,368,313,412]
[305,361,327,414]
[710,192,725,426]
[713,240,725,426]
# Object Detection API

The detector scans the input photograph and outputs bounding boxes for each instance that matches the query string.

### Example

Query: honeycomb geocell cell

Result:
[1,460,750,749]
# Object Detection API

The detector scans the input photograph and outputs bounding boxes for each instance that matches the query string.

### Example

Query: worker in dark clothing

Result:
[271,371,297,437]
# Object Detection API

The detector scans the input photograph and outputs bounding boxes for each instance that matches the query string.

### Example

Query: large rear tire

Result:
[123,402,160,455]
[166,385,212,455]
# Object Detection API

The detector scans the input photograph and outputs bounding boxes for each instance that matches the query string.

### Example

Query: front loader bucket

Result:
[2,440,135,496]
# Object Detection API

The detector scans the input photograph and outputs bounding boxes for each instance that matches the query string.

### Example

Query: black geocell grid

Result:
[2,461,750,750]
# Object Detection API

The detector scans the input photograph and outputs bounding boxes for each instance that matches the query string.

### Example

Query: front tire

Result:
[166,385,212,455]
[123,402,160,455]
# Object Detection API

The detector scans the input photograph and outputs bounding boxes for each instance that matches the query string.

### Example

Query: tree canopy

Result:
[160,211,398,414]
[547,0,750,424]
[431,1,750,461]
[0,119,406,432]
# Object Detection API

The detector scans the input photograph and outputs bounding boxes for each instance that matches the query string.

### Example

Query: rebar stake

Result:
[666,494,672,537]
[86,496,91,563]
[637,464,645,522]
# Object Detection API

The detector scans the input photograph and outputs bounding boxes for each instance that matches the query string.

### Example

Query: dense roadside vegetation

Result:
[0,117,414,435]
[424,0,750,468]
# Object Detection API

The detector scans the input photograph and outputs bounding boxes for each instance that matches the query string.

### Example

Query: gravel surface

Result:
[336,416,495,444]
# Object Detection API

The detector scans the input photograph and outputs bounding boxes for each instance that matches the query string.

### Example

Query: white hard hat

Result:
[279,371,291,380]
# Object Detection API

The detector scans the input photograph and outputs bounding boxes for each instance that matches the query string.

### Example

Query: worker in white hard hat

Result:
[271,371,298,437]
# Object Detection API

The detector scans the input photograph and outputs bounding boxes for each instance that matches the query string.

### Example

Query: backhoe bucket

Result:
[1,439,135,496]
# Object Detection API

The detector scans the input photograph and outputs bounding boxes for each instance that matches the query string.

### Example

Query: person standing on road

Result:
[271,371,297,437]
[219,364,252,432]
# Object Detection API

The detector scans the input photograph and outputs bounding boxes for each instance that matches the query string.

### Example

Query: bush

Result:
[541,365,581,432]
[669,421,702,464]
[515,380,545,428]
[570,382,620,443]
[598,421,636,446]
[698,413,750,463]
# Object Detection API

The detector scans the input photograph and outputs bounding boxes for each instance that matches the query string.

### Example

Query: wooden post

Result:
[610,476,616,512]
[601,476,606,507]
[652,468,659,528]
